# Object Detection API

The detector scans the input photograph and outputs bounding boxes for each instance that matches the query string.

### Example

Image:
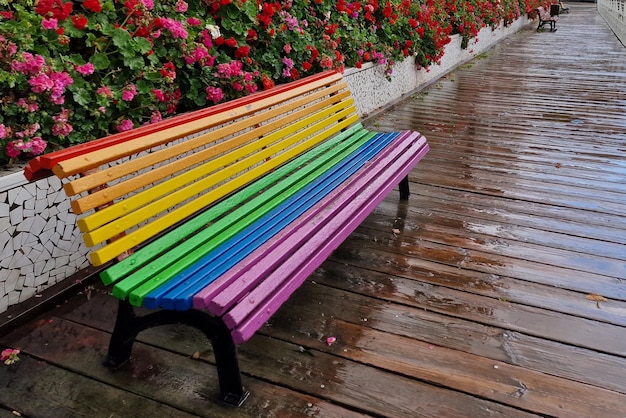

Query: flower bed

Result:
[0,0,543,165]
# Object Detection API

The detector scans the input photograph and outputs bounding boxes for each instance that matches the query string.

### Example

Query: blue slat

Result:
[144,131,401,310]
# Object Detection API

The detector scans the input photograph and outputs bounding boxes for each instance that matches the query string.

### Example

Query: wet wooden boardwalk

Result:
[2,3,625,417]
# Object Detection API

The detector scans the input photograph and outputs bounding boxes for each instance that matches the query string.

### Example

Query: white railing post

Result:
[598,0,626,46]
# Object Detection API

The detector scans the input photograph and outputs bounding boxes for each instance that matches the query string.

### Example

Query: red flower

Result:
[246,29,258,43]
[262,75,274,90]
[83,0,102,13]
[72,14,88,30]
[0,11,14,19]
[160,62,176,80]
[302,62,311,71]
[224,37,237,48]
[234,46,250,58]
[35,0,73,21]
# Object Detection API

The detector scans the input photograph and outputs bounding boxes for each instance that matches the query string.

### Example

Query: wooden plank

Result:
[0,354,199,418]
[100,123,369,286]
[23,71,341,180]
[316,255,626,356]
[0,317,372,418]
[80,101,358,241]
[192,130,410,315]
[87,112,360,265]
[226,133,428,342]
[262,308,626,417]
[275,280,626,395]
[50,72,345,178]
[111,126,374,305]
[152,131,394,310]
[64,87,350,200]
[38,298,539,418]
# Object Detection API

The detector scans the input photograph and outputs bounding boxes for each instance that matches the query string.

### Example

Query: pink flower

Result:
[75,63,94,75]
[122,84,137,101]
[96,86,113,98]
[176,0,188,12]
[150,111,162,124]
[29,73,55,93]
[283,43,292,54]
[151,89,166,102]
[42,18,58,30]
[205,86,224,103]
[12,52,46,75]
[187,17,202,26]
[0,124,6,139]
[141,0,154,10]
[52,108,73,136]
[6,142,21,158]
[29,137,47,154]
[16,98,39,112]
[116,119,134,132]
[158,18,188,39]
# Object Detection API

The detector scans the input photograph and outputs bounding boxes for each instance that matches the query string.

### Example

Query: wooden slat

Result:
[22,71,342,181]
[153,133,398,310]
[99,122,369,286]
[118,125,374,306]
[227,133,429,343]
[79,97,355,239]
[65,85,350,201]
[87,112,360,265]
[51,73,345,179]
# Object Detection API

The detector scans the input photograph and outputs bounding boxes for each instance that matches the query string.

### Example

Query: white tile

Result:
[19,287,36,303]
[9,207,23,226]
[4,269,20,292]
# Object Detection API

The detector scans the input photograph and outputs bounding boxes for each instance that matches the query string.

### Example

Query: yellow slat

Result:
[82,102,356,244]
[69,89,351,215]
[76,96,355,232]
[88,111,360,265]
[64,83,349,199]
[52,73,345,179]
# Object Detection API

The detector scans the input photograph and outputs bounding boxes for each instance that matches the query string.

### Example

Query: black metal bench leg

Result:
[399,175,410,200]
[209,324,250,406]
[104,300,139,368]
[103,300,249,406]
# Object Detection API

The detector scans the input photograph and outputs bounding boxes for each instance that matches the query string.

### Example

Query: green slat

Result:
[102,121,367,286]
[105,124,373,301]
[118,128,376,304]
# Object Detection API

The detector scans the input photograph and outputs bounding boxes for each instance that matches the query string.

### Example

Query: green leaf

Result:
[90,53,110,70]
[73,88,93,107]
[134,38,152,55]
[123,55,145,71]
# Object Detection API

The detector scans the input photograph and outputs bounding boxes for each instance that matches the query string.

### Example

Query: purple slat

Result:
[192,130,408,313]
[227,135,429,343]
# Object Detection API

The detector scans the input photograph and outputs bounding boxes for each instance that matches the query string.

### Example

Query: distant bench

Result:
[536,5,560,31]
[24,71,429,406]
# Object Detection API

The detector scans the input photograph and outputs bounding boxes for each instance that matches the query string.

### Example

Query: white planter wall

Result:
[0,16,531,314]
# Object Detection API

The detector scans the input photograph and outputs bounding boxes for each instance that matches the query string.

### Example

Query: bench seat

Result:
[24,70,429,405]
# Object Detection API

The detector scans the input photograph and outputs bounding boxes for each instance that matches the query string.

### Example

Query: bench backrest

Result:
[52,71,360,266]
[549,4,560,16]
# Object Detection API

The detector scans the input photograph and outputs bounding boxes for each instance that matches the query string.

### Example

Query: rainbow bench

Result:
[24,71,429,405]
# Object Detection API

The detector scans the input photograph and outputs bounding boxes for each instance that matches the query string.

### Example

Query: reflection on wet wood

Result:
[2,4,626,417]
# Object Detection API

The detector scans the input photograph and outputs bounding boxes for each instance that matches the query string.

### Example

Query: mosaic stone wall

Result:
[0,16,531,315]
[0,170,90,314]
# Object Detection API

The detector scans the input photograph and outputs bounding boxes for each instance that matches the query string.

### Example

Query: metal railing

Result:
[597,0,626,46]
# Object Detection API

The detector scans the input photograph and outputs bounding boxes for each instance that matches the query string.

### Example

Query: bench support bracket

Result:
[104,300,250,406]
